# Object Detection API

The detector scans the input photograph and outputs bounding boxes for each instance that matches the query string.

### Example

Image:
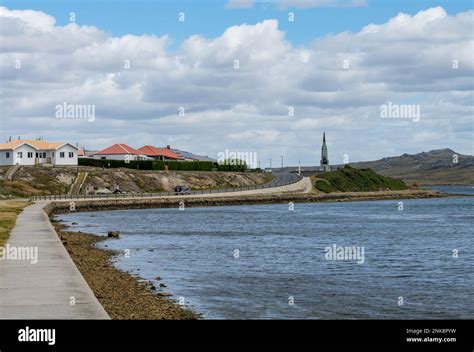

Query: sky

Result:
[0,0,473,166]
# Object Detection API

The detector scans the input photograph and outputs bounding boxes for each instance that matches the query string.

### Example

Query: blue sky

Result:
[2,0,472,47]
[1,1,473,164]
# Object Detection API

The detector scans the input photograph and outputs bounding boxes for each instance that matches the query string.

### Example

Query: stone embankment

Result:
[44,189,447,215]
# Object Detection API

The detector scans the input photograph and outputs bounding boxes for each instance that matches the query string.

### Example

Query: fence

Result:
[29,174,303,201]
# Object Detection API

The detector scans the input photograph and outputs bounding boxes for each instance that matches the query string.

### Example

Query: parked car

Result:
[174,185,192,195]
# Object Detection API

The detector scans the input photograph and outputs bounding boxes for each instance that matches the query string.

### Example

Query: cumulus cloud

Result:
[0,6,472,163]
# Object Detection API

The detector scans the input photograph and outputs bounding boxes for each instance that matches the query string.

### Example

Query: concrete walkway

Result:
[0,202,109,319]
[302,176,313,193]
[46,176,312,203]
[0,176,312,319]
[175,176,312,197]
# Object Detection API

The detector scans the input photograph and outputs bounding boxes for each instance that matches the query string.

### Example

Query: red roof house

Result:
[94,144,146,160]
[138,145,184,161]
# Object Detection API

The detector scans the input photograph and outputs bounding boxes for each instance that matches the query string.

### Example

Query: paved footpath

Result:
[0,176,311,319]
[48,176,312,202]
[0,202,110,319]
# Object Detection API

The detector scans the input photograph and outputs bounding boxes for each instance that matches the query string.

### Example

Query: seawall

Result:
[44,189,449,215]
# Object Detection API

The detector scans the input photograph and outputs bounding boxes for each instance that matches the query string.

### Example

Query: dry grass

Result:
[0,200,31,247]
[1,167,270,197]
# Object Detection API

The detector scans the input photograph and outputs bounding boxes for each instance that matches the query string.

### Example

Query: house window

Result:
[60,152,65,158]
[17,152,23,158]
[52,152,55,157]
[69,152,74,158]
[36,152,38,158]
[6,152,10,158]
[27,152,33,158]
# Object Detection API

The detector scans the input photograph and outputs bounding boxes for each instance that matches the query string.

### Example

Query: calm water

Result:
[59,186,474,319]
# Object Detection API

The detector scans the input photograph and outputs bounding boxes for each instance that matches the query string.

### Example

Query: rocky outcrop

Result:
[107,231,120,238]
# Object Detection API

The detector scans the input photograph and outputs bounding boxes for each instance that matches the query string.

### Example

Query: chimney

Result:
[166,145,170,149]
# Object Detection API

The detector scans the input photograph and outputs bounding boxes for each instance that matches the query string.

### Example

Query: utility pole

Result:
[269,158,272,170]
[280,155,283,172]
[298,159,301,176]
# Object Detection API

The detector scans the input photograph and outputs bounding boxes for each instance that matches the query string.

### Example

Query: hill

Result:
[312,166,407,193]
[172,149,216,162]
[0,166,269,197]
[349,149,474,185]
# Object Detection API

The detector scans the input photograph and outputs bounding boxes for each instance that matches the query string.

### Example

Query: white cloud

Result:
[0,7,56,31]
[0,6,472,163]
[226,0,255,9]
[278,0,367,9]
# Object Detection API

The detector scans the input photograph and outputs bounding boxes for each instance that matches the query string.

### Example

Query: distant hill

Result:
[348,149,474,185]
[172,149,216,162]
[312,165,407,193]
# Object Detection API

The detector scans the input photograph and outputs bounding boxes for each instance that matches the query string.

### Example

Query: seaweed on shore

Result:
[53,222,199,320]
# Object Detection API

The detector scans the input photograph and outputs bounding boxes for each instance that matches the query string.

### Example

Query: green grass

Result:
[263,173,274,184]
[314,179,333,193]
[0,180,44,197]
[312,165,407,193]
[0,200,31,247]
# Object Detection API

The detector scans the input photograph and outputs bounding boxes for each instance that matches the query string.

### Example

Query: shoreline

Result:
[52,221,199,320]
[44,188,457,320]
[44,189,454,215]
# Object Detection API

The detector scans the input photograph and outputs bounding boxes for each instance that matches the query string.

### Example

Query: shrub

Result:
[79,158,216,171]
[315,179,334,193]
[314,165,407,193]
[217,164,246,172]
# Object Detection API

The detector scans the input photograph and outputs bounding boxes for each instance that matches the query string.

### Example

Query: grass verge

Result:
[0,200,31,247]
[311,165,407,193]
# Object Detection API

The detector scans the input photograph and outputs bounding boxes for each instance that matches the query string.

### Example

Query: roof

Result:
[138,145,184,159]
[95,144,142,155]
[172,148,215,162]
[0,139,77,151]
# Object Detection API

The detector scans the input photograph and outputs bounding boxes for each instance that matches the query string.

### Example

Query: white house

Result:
[0,139,78,166]
[93,143,148,161]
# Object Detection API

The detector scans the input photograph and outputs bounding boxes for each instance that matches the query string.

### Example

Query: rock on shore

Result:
[53,223,198,320]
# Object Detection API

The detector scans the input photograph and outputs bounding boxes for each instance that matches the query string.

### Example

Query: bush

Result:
[79,158,215,171]
[217,158,248,172]
[315,179,334,193]
[314,165,407,193]
[166,161,214,171]
[217,164,247,172]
